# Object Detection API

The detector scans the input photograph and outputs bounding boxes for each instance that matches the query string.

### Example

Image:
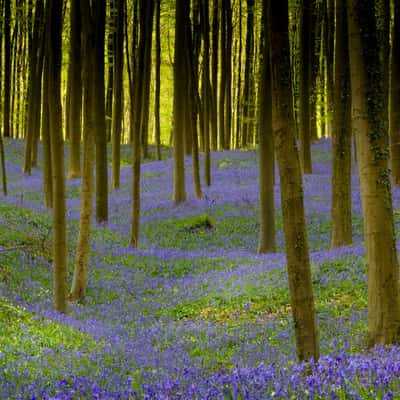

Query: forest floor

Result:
[1,139,400,399]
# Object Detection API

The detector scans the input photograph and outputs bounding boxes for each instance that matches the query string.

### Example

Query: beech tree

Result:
[46,0,68,313]
[390,0,400,185]
[330,0,352,248]
[348,0,400,346]
[267,0,319,361]
[70,0,97,303]
[66,0,82,180]
[257,0,275,254]
[172,0,187,203]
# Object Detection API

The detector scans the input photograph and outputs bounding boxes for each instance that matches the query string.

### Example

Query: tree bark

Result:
[257,0,275,254]
[47,0,68,313]
[154,0,162,161]
[299,0,313,173]
[268,0,319,361]
[94,0,108,224]
[331,0,352,248]
[67,0,82,179]
[348,0,400,346]
[70,1,96,303]
[172,0,187,203]
[111,0,124,190]
[390,0,400,184]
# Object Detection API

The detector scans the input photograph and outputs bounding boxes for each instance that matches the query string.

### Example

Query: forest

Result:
[1,0,400,398]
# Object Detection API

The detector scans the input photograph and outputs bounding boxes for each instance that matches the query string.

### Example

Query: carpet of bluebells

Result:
[2,139,400,399]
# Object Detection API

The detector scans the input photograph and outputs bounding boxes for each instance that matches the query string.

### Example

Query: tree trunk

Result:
[47,0,68,313]
[172,0,187,203]
[3,0,11,138]
[105,0,115,143]
[347,0,400,346]
[154,0,162,161]
[331,0,352,248]
[23,0,44,175]
[257,0,275,254]
[268,0,319,362]
[140,1,154,160]
[210,0,218,150]
[111,0,124,190]
[94,0,108,224]
[70,1,96,303]
[67,0,82,179]
[130,0,154,247]
[201,0,211,186]
[390,0,400,184]
[299,0,313,173]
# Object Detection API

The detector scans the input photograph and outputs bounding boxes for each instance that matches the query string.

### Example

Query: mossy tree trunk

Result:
[268,0,319,361]
[330,0,352,248]
[390,0,400,185]
[154,0,162,161]
[347,0,400,346]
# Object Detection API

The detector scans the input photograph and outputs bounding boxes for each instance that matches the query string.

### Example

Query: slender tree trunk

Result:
[299,0,313,173]
[111,0,124,190]
[94,0,108,224]
[105,0,115,143]
[47,0,68,313]
[268,0,319,362]
[211,0,218,150]
[70,1,96,302]
[242,0,254,148]
[331,0,352,248]
[173,0,187,203]
[130,0,154,247]
[42,53,52,208]
[23,0,44,175]
[224,0,232,149]
[67,0,82,179]
[348,0,400,346]
[201,0,211,186]
[154,0,162,161]
[390,0,400,184]
[3,0,11,138]
[140,2,154,160]
[257,0,275,254]
[235,0,242,148]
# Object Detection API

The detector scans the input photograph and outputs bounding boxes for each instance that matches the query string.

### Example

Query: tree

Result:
[200,0,211,186]
[298,0,313,174]
[66,0,82,180]
[111,0,124,190]
[23,0,45,175]
[3,0,10,138]
[94,0,108,224]
[241,0,255,148]
[130,0,155,247]
[390,0,400,184]
[257,0,275,254]
[267,0,319,361]
[172,0,187,203]
[330,0,352,248]
[347,0,400,346]
[154,0,162,161]
[46,0,68,313]
[70,1,96,303]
